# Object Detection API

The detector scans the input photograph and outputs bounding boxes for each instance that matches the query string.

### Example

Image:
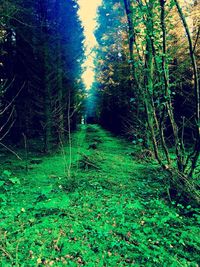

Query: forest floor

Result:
[0,125,199,267]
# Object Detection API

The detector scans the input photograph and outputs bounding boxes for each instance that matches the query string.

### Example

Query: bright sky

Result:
[78,0,102,90]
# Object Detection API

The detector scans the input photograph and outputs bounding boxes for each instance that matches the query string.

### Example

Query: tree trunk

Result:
[174,0,200,177]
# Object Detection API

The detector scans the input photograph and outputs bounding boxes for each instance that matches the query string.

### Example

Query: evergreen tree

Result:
[94,0,141,136]
[0,0,84,152]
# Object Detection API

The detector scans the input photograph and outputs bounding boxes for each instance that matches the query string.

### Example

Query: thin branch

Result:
[0,119,16,141]
[0,82,25,116]
[0,105,15,133]
[0,142,22,160]
[193,25,200,53]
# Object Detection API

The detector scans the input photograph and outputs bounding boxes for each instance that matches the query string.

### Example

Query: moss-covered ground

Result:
[0,125,199,266]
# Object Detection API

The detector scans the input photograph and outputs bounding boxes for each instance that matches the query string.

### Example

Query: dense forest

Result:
[1,0,84,152]
[0,0,200,266]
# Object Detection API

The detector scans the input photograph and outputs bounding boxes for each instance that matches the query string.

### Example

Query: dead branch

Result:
[0,81,25,116]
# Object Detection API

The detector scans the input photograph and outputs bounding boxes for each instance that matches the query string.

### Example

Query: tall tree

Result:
[1,0,84,152]
[95,0,200,200]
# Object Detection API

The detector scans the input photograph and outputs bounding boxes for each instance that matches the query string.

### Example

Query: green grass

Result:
[0,125,199,266]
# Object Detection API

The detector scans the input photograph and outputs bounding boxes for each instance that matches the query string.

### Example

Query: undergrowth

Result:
[0,125,199,266]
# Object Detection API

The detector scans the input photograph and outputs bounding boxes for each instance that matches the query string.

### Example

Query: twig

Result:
[0,119,16,142]
[83,160,100,169]
[0,246,13,262]
[0,82,25,116]
[22,133,28,173]
[193,26,200,53]
[0,105,15,134]
[0,142,22,160]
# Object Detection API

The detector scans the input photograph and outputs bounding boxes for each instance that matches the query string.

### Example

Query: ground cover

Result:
[0,125,199,266]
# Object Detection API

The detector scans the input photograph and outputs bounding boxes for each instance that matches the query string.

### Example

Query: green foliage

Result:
[94,0,200,184]
[0,126,199,266]
[1,170,21,189]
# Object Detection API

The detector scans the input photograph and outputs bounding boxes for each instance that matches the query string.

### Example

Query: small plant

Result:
[0,170,20,189]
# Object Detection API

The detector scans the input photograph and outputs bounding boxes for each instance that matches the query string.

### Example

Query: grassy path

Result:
[0,125,199,266]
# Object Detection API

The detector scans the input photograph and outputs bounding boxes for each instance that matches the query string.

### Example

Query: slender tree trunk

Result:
[160,0,184,171]
[67,92,72,178]
[39,0,52,153]
[123,0,146,130]
[174,0,200,177]
[56,1,64,143]
[57,42,64,142]
[44,46,52,153]
[123,0,135,78]
[144,5,164,168]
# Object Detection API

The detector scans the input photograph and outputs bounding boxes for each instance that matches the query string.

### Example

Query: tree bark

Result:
[174,0,200,177]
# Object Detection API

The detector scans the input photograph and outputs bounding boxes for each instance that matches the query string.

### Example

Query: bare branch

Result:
[0,82,25,116]
[0,142,22,160]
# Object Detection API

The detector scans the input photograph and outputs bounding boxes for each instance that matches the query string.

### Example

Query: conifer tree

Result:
[94,0,140,135]
[0,0,84,152]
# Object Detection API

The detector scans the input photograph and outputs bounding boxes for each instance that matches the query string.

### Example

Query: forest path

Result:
[0,125,199,266]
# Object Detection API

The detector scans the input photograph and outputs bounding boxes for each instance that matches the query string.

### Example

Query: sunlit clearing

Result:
[78,0,102,90]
